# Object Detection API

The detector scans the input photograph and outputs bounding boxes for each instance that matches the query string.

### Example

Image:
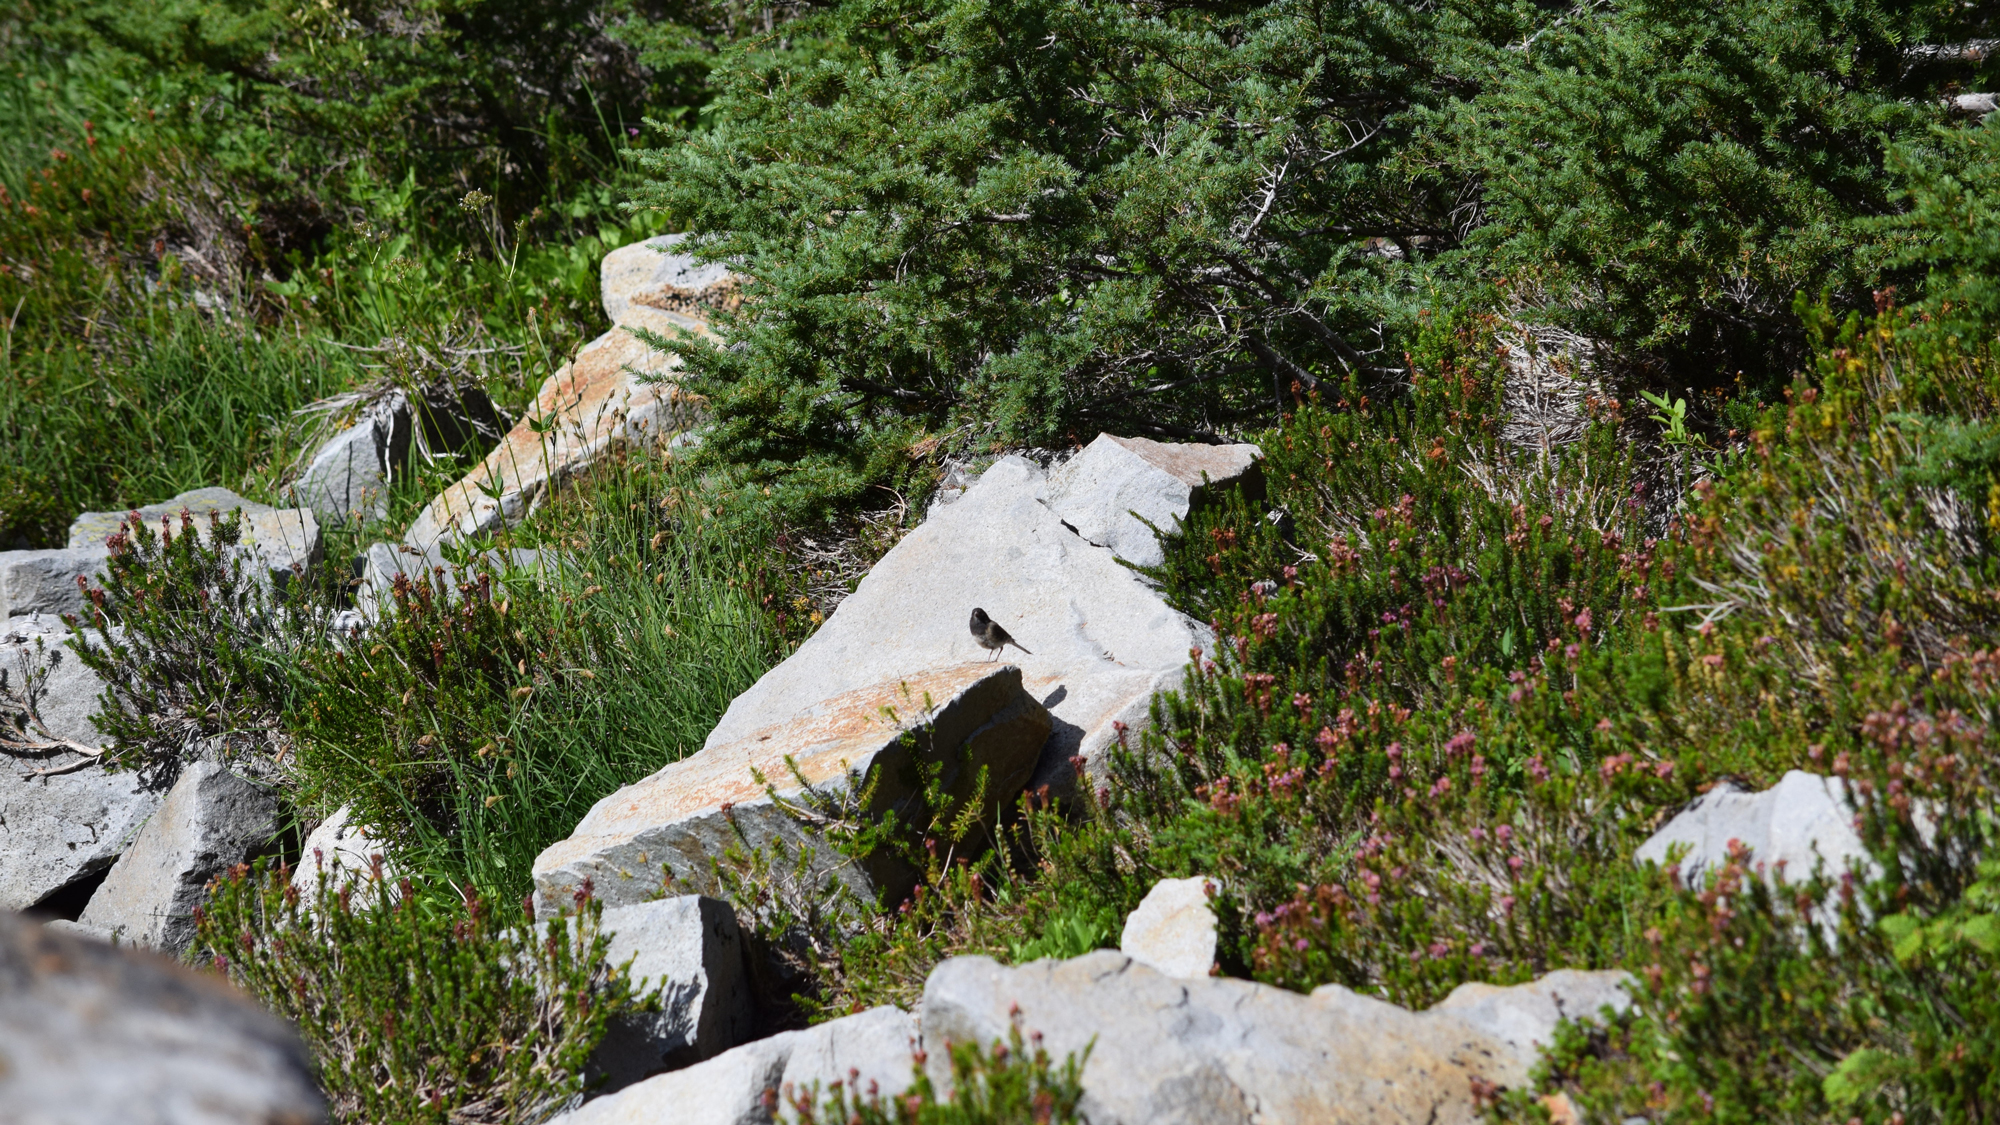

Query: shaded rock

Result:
[0,910,324,1124]
[588,896,753,1094]
[78,760,280,954]
[293,385,509,527]
[1119,875,1217,978]
[601,233,741,325]
[66,488,322,586]
[701,453,1227,799]
[551,1005,915,1125]
[1044,434,1263,569]
[290,804,397,901]
[402,307,706,552]
[0,548,108,620]
[922,951,1626,1125]
[1635,770,1870,887]
[0,617,161,913]
[533,663,1050,915]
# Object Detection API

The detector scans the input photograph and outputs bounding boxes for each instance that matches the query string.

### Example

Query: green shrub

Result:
[783,1016,1087,1125]
[71,507,316,783]
[195,859,647,1125]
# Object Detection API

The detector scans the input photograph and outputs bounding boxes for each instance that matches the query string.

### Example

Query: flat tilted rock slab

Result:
[533,663,1050,915]
[701,455,1221,797]
[923,952,1630,1125]
[1045,433,1263,569]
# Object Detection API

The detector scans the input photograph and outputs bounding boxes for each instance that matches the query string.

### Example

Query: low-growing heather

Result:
[195,859,648,1125]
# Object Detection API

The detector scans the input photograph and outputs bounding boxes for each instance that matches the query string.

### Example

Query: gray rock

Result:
[534,663,1050,914]
[601,233,740,325]
[551,1005,916,1125]
[700,452,1230,802]
[0,910,324,1124]
[588,896,753,1093]
[1634,770,1871,887]
[1044,434,1263,569]
[0,548,109,620]
[0,617,161,913]
[65,488,322,587]
[1424,970,1632,1062]
[294,415,395,526]
[66,487,273,550]
[78,760,280,954]
[1119,875,1218,978]
[922,951,1616,1125]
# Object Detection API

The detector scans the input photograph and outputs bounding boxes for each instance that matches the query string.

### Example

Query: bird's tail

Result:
[1010,641,1033,655]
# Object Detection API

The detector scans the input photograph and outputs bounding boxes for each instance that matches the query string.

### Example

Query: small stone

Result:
[1118,876,1218,978]
[1634,770,1871,887]
[290,804,397,901]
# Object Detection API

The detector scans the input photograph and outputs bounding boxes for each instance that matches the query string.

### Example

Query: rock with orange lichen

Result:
[402,305,707,552]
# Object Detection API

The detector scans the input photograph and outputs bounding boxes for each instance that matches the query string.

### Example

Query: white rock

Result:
[551,1005,916,1125]
[601,233,740,325]
[0,911,325,1124]
[0,617,161,913]
[1118,876,1218,978]
[293,414,395,526]
[1044,434,1263,569]
[700,453,1231,800]
[588,896,754,1093]
[1635,770,1871,887]
[78,760,280,954]
[290,804,396,900]
[533,664,1050,914]
[924,951,1627,1125]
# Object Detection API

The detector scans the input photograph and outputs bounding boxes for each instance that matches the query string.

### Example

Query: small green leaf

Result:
[1879,913,1924,964]
[1824,1047,1897,1108]
[1960,913,2000,955]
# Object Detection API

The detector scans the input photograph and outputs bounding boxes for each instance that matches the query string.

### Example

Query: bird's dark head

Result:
[970,607,991,626]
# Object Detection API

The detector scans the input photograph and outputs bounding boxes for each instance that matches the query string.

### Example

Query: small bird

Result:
[969,607,1031,660]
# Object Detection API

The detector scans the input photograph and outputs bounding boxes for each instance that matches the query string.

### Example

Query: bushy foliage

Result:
[195,859,648,1125]
[784,1017,1087,1125]
[70,508,315,782]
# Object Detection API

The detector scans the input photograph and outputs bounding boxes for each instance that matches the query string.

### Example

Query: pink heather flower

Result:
[1469,826,1486,843]
[1499,895,1515,914]
[1469,942,1486,958]
[1495,824,1513,844]
[1507,855,1524,874]
[1429,776,1451,799]
[1655,760,1675,779]
[1575,608,1592,634]
[1596,718,1614,733]
[1385,741,1402,761]
[1294,938,1309,952]
[1428,942,1449,959]
[1444,730,1476,756]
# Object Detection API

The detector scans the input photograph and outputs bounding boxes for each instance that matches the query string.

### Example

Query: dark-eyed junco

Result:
[969,607,1031,660]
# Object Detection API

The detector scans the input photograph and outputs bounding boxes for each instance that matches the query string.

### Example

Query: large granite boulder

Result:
[549,1005,916,1125]
[402,306,706,552]
[1044,434,1263,569]
[0,548,109,620]
[66,488,322,586]
[699,450,1250,798]
[1635,770,1871,887]
[600,233,741,325]
[76,760,280,953]
[0,617,161,913]
[587,896,754,1093]
[921,951,1630,1125]
[0,910,324,1124]
[533,663,1050,914]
